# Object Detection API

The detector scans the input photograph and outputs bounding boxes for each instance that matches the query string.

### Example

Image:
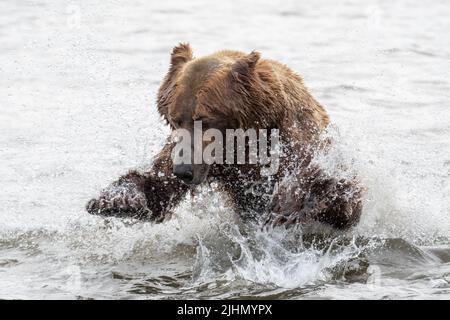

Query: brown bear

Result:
[86,43,363,229]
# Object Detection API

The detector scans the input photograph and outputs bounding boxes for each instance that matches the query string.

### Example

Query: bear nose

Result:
[173,164,194,183]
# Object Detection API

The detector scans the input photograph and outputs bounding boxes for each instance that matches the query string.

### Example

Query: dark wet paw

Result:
[86,187,151,219]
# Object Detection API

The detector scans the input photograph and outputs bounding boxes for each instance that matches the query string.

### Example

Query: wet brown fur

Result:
[86,43,363,230]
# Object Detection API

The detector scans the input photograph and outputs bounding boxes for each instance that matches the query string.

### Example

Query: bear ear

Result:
[157,43,192,125]
[170,42,193,70]
[230,51,261,83]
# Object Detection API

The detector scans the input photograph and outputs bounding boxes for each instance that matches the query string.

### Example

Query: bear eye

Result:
[195,117,210,128]
[172,118,183,128]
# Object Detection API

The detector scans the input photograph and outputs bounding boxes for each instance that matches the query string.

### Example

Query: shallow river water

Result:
[0,0,449,299]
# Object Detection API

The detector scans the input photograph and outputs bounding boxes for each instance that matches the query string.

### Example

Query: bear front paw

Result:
[86,184,151,219]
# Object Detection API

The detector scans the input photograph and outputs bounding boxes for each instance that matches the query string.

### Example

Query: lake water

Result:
[0,0,449,299]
